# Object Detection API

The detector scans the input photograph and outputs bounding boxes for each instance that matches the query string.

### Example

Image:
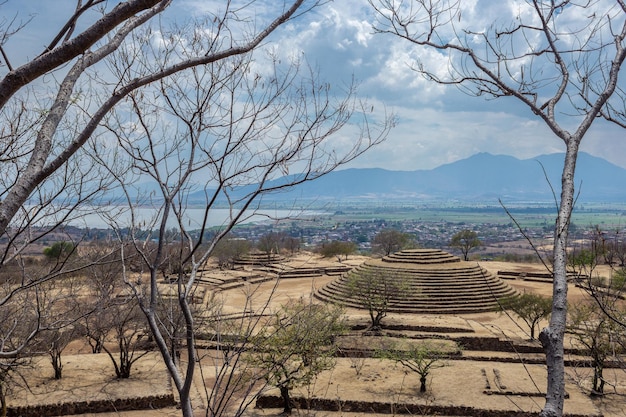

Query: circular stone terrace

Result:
[315,248,517,314]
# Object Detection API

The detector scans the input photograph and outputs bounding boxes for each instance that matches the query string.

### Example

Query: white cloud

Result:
[347,105,568,171]
[4,0,625,178]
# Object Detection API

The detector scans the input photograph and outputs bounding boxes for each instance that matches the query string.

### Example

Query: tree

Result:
[568,300,625,395]
[102,39,390,415]
[212,237,251,270]
[371,229,412,256]
[500,292,552,341]
[318,240,358,261]
[247,299,345,414]
[449,230,481,261]
[569,247,599,283]
[347,269,408,331]
[45,327,77,380]
[0,289,40,416]
[369,2,626,415]
[282,235,302,255]
[37,277,83,380]
[43,241,75,261]
[0,2,394,416]
[377,340,452,393]
[101,295,152,379]
[79,243,125,354]
[257,232,282,260]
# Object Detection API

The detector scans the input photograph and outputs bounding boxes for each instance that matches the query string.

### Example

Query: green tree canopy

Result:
[500,292,552,341]
[347,269,408,331]
[371,229,412,256]
[43,241,75,260]
[449,230,481,261]
[318,240,357,261]
[248,299,345,414]
[377,340,455,393]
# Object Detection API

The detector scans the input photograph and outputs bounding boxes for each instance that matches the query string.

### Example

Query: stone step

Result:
[316,248,517,315]
[353,263,490,275]
[313,294,505,314]
[316,285,515,303]
[335,275,510,289]
[329,279,512,293]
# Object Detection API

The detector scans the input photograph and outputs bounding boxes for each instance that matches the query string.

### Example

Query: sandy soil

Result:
[10,256,626,417]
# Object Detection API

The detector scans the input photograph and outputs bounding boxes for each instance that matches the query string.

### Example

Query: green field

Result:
[323,202,626,229]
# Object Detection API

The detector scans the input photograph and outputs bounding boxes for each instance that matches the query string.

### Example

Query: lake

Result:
[67,206,328,230]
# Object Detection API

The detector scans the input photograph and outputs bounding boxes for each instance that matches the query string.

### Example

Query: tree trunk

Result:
[179,396,194,417]
[280,386,292,414]
[51,351,63,379]
[0,382,6,417]
[420,375,427,392]
[539,141,579,417]
[593,364,604,395]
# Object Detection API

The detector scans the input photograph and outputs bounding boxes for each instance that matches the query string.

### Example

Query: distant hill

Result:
[244,152,626,203]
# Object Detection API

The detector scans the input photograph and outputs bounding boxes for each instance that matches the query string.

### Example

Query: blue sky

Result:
[3,0,625,171]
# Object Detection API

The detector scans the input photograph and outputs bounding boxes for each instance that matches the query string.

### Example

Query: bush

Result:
[43,241,75,260]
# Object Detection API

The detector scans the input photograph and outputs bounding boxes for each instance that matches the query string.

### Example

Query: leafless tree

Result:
[212,236,251,270]
[79,243,125,354]
[101,294,152,379]
[369,1,626,415]
[200,286,278,417]
[36,277,83,380]
[0,289,39,415]
[91,14,392,416]
[0,2,393,415]
[0,0,309,361]
[568,299,626,396]
[257,232,283,260]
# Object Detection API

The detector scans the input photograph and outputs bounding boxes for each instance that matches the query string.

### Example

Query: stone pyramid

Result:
[315,249,517,314]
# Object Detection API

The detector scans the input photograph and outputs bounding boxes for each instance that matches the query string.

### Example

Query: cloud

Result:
[347,105,565,171]
[4,0,625,176]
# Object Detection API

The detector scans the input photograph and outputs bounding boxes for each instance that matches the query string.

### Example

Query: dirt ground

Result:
[11,256,626,417]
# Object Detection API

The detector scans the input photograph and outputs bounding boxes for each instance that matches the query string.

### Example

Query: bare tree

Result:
[369,2,626,415]
[212,236,251,270]
[94,22,392,416]
[201,285,280,417]
[79,243,126,354]
[36,277,83,380]
[101,295,152,379]
[0,0,308,361]
[568,299,626,395]
[0,2,393,415]
[0,290,39,416]
[257,232,282,261]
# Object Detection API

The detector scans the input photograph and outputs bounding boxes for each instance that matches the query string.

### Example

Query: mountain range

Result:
[248,152,626,203]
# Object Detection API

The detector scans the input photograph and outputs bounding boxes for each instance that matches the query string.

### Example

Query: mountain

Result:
[250,152,626,203]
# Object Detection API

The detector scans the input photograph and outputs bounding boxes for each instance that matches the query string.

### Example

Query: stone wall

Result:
[7,393,175,417]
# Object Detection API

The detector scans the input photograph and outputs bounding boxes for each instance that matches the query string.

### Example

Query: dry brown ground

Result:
[10,255,626,417]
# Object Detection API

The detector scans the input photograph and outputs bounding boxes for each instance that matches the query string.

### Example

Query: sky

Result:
[3,0,626,171]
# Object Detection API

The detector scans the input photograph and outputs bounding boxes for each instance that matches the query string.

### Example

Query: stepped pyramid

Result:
[315,249,517,314]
